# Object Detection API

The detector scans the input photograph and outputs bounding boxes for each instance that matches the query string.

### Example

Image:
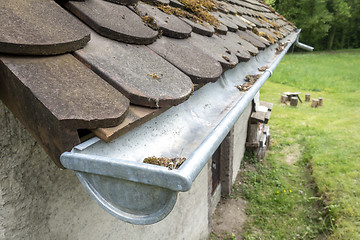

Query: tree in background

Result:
[346,0,360,49]
[267,0,359,50]
[326,0,351,49]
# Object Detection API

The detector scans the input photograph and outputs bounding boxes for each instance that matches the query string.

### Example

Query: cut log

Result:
[305,94,310,102]
[251,111,266,123]
[318,97,323,106]
[260,101,273,111]
[247,124,259,144]
[266,134,271,150]
[311,99,319,108]
[290,97,298,106]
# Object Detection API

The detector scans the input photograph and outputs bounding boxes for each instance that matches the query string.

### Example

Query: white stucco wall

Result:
[0,102,210,240]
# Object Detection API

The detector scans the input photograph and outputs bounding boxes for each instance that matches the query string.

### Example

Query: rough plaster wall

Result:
[0,102,56,240]
[0,102,210,240]
[231,102,252,183]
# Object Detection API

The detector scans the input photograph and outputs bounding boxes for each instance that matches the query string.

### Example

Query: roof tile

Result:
[186,33,239,70]
[135,2,192,39]
[180,17,215,37]
[214,23,229,35]
[245,29,271,46]
[62,0,158,45]
[224,13,249,31]
[0,53,129,166]
[0,54,129,126]
[0,0,90,55]
[169,0,185,8]
[104,0,139,5]
[217,32,251,62]
[237,30,266,50]
[74,31,193,108]
[148,36,223,83]
[213,12,240,32]
[236,34,259,55]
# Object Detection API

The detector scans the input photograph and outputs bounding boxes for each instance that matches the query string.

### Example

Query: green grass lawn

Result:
[239,49,360,239]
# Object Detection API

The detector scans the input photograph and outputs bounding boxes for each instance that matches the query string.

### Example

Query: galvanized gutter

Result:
[60,30,303,225]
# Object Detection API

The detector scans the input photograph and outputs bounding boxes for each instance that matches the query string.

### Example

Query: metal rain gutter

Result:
[60,31,300,225]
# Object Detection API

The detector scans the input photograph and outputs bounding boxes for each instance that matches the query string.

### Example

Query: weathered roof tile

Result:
[180,17,215,37]
[245,29,271,46]
[186,33,239,70]
[169,0,185,8]
[0,53,129,166]
[135,2,192,39]
[62,0,158,44]
[217,32,251,62]
[236,34,259,55]
[215,23,229,35]
[148,36,223,83]
[237,30,266,50]
[0,54,129,126]
[212,12,239,32]
[74,31,193,108]
[224,13,249,31]
[104,0,139,5]
[0,0,90,55]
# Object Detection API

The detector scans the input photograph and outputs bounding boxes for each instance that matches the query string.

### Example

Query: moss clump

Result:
[237,82,253,91]
[158,5,200,22]
[143,156,186,170]
[237,73,263,91]
[245,73,262,82]
[275,42,288,54]
[253,28,275,44]
[257,13,279,29]
[272,30,283,38]
[258,66,269,72]
[157,0,220,27]
[147,73,162,80]
[141,15,159,30]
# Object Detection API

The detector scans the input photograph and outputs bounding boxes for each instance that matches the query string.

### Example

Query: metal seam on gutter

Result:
[179,30,300,182]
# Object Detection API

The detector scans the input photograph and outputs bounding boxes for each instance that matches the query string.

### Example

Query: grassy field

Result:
[239,49,360,239]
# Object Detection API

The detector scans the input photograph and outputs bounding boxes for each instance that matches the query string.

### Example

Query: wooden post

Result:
[290,97,298,106]
[280,95,287,103]
[318,97,323,106]
[246,124,259,148]
[311,99,319,108]
[266,134,271,150]
[305,94,310,102]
